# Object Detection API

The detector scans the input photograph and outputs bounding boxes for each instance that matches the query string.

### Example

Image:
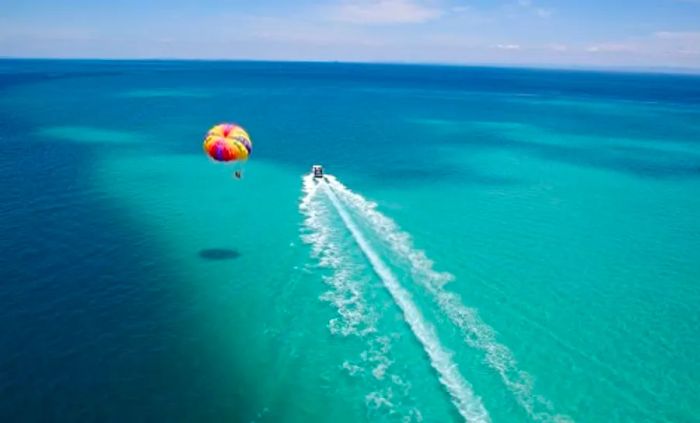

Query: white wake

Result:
[300,175,419,420]
[300,175,376,337]
[304,175,490,423]
[324,175,572,423]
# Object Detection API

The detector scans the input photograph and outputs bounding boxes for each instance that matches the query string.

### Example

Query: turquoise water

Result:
[1,60,699,422]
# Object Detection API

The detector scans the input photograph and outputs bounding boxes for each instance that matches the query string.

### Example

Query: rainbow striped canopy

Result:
[203,123,252,162]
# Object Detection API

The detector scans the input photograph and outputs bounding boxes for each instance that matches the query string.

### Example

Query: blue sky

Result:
[1,0,699,68]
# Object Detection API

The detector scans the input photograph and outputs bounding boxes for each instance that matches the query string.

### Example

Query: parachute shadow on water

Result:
[198,248,241,261]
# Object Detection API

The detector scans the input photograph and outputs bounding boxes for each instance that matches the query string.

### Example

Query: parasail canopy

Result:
[203,123,252,162]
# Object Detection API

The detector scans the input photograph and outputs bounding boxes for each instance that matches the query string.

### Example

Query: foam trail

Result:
[326,176,572,423]
[300,175,375,337]
[301,176,422,420]
[319,178,490,423]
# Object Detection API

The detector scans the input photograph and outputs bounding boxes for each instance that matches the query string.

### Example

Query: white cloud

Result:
[654,31,700,41]
[585,43,636,53]
[572,30,700,67]
[650,31,700,59]
[328,0,443,24]
[535,8,553,18]
[451,5,470,13]
[496,43,521,50]
[584,31,700,55]
[505,0,554,19]
[0,21,96,42]
[547,43,568,52]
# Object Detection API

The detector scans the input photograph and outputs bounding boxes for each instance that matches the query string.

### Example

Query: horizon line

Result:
[2,56,700,76]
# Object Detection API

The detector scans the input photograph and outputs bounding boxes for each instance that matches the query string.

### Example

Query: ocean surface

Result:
[1,60,699,422]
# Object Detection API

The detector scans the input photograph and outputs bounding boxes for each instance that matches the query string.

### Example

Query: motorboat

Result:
[312,165,324,179]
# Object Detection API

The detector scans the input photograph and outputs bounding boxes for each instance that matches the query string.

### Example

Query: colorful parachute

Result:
[203,123,252,162]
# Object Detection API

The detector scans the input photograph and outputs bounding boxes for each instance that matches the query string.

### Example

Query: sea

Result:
[1,59,699,422]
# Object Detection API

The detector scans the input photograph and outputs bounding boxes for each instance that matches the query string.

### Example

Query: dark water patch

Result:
[499,97,700,145]
[0,70,124,92]
[0,60,125,92]
[0,114,258,421]
[36,126,147,145]
[368,163,521,187]
[414,100,700,148]
[520,140,700,179]
[199,248,241,260]
[413,119,700,180]
[102,60,700,105]
[503,133,700,180]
